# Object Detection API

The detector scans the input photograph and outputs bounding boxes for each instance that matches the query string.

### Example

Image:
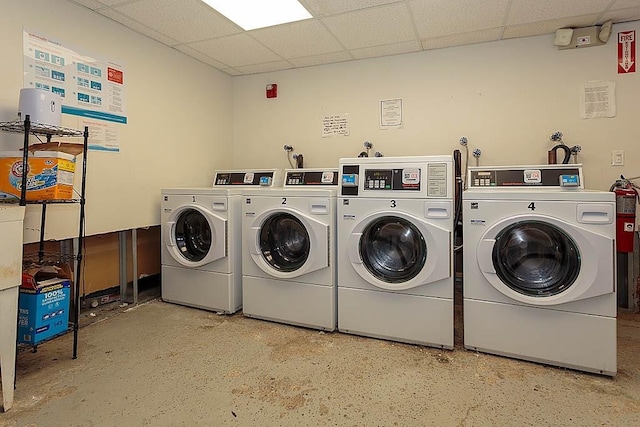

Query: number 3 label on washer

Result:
[390,200,396,208]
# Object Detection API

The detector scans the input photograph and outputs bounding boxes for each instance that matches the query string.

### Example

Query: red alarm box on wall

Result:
[266,84,277,98]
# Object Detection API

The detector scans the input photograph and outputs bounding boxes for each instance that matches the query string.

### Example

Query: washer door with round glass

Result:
[347,211,450,291]
[476,214,614,306]
[165,205,227,268]
[248,208,329,279]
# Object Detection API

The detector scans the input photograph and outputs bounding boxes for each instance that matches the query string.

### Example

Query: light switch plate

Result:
[611,150,624,166]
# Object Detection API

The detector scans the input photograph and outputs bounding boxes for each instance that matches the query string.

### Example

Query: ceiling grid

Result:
[68,0,640,75]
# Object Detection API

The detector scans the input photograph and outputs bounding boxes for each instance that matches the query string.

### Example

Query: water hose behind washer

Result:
[548,144,571,164]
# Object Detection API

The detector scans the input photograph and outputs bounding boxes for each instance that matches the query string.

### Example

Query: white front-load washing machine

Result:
[241,168,338,330]
[161,169,282,313]
[338,156,454,348]
[463,165,616,376]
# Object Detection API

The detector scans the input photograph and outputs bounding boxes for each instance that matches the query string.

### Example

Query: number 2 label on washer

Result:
[282,197,287,204]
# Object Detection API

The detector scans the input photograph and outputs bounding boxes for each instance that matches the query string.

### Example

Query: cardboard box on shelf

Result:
[0,150,76,201]
[27,141,84,156]
[18,264,72,345]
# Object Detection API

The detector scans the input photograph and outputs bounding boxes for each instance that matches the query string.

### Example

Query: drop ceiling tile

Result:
[234,61,294,75]
[222,68,243,76]
[174,44,230,69]
[188,33,283,67]
[98,7,180,46]
[610,0,640,9]
[422,27,503,51]
[302,0,401,16]
[250,20,344,59]
[507,0,612,25]
[503,15,600,39]
[97,0,141,6]
[322,2,416,49]
[600,6,640,23]
[350,40,421,59]
[288,51,354,67]
[409,0,510,39]
[67,0,106,9]
[113,0,240,43]
[68,0,640,77]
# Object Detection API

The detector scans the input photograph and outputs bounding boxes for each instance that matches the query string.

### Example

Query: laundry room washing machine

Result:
[241,168,339,330]
[338,156,454,348]
[463,164,616,376]
[161,169,282,313]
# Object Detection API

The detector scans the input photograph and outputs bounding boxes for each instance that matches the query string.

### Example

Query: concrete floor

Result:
[2,294,640,426]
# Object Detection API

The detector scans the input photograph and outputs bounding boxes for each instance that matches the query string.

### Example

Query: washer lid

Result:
[477,214,614,305]
[165,205,226,267]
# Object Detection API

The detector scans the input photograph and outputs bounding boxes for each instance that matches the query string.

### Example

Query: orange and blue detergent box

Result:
[0,151,76,201]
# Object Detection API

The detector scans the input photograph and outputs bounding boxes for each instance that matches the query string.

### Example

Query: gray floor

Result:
[2,293,640,426]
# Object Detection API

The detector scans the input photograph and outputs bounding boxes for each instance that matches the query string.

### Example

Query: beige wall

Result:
[3,1,639,244]
[0,0,233,243]
[232,21,640,192]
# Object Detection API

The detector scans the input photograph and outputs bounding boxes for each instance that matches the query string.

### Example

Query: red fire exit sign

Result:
[618,30,636,74]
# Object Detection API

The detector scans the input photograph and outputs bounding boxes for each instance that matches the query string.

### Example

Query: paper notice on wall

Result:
[23,30,128,134]
[380,98,403,128]
[80,118,120,152]
[580,81,616,119]
[322,114,350,137]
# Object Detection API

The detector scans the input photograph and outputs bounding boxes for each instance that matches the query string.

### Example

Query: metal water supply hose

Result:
[549,144,572,164]
[453,149,463,253]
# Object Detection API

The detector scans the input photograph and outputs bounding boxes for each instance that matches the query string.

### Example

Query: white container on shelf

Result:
[17,88,62,126]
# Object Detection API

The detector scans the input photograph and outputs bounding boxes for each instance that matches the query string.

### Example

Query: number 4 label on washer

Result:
[528,202,536,210]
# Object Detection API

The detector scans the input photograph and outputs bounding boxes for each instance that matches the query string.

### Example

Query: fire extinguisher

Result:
[610,177,639,252]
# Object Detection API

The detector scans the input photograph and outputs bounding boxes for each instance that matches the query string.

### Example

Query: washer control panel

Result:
[284,169,339,186]
[468,165,583,188]
[342,174,358,187]
[559,174,580,187]
[213,169,282,187]
[339,157,451,198]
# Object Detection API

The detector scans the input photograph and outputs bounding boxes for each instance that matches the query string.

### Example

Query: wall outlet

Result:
[611,150,624,166]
